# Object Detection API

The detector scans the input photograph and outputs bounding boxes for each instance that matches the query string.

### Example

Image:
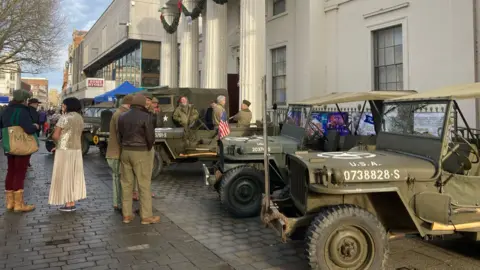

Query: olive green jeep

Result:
[262,83,480,269]
[93,87,276,179]
[205,91,416,218]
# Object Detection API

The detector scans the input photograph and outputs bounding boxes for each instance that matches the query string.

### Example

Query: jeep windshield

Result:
[285,105,311,128]
[382,100,448,138]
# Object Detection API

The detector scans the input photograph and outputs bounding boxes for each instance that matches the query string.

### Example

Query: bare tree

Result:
[0,0,65,74]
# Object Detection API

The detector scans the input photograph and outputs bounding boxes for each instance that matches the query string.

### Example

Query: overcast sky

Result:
[26,0,111,92]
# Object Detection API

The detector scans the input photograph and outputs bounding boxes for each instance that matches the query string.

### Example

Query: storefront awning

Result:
[93,81,140,103]
[0,96,9,103]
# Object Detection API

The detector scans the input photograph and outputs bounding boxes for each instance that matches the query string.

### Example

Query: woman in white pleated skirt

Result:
[48,98,86,212]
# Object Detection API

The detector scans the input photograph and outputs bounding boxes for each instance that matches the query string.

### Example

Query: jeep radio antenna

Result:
[261,75,270,209]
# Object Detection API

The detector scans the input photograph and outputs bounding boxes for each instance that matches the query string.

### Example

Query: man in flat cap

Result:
[231,100,252,127]
[27,98,41,137]
[106,94,134,213]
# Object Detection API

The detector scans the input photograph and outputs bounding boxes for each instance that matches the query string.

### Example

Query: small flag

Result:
[178,0,182,10]
[218,111,230,139]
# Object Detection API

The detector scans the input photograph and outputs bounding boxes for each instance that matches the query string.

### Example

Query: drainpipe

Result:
[474,0,480,128]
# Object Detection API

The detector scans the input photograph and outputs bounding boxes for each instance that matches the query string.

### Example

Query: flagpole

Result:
[261,75,270,209]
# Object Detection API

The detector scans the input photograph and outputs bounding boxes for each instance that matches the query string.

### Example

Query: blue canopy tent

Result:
[94,81,140,103]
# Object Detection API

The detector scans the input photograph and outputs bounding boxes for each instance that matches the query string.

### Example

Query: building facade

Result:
[21,78,48,103]
[156,0,480,126]
[63,0,168,100]
[0,64,22,103]
[48,89,60,108]
[62,30,88,95]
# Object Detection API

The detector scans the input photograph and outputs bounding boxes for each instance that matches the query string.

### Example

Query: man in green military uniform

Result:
[231,99,252,127]
[173,96,199,128]
[105,94,134,212]
[213,95,227,127]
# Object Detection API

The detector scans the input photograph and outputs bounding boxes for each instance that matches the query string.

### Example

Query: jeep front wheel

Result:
[220,166,263,218]
[307,205,388,270]
[152,151,163,179]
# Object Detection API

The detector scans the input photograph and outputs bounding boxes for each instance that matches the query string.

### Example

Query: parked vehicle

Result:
[262,83,480,269]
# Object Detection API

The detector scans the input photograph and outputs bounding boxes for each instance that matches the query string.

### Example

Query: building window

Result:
[373,25,403,90]
[272,46,286,104]
[10,72,15,80]
[0,73,4,80]
[273,0,286,16]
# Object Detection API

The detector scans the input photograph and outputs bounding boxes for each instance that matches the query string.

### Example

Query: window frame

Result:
[272,0,286,16]
[271,46,287,105]
[373,25,403,91]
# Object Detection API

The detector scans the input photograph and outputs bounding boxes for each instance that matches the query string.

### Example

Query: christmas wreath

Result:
[178,0,206,20]
[160,10,181,34]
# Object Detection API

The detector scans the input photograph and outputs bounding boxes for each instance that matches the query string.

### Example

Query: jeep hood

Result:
[292,150,436,181]
[221,135,299,155]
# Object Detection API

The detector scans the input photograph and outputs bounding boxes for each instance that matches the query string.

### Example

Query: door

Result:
[227,73,239,117]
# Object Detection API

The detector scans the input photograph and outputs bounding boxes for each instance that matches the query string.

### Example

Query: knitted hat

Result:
[131,94,146,107]
[13,90,32,102]
[122,94,134,105]
[242,100,251,107]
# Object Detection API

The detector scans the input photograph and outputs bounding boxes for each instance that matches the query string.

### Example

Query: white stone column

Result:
[239,0,266,121]
[203,0,228,89]
[179,0,200,87]
[160,5,179,87]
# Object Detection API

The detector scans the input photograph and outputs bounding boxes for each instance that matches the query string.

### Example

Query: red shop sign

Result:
[88,79,104,87]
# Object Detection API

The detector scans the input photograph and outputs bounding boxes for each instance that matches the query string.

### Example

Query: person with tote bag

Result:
[0,90,39,212]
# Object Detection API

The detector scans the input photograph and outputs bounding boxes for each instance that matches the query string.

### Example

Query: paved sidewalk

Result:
[2,144,480,269]
[0,145,232,270]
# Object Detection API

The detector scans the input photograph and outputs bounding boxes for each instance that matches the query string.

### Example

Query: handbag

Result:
[1,108,39,155]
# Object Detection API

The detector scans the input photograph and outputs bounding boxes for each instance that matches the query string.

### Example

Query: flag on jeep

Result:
[218,111,230,139]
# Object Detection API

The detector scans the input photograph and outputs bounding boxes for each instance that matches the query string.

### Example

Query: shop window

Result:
[373,25,403,90]
[271,46,286,104]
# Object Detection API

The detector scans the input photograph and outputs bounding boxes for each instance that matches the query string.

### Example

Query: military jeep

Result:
[94,87,275,179]
[261,83,480,269]
[206,91,415,218]
[82,102,115,156]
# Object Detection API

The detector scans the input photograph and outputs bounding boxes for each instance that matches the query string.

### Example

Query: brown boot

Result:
[141,216,161,225]
[123,216,134,224]
[13,190,35,212]
[5,190,14,211]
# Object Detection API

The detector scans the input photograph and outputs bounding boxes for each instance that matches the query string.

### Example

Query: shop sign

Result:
[88,79,104,87]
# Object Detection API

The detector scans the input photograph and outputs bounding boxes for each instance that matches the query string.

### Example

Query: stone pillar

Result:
[239,0,265,121]
[179,0,200,87]
[160,5,179,87]
[203,0,228,89]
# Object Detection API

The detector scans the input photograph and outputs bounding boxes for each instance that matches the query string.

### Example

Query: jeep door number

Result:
[156,132,167,138]
[343,169,400,181]
[252,147,270,152]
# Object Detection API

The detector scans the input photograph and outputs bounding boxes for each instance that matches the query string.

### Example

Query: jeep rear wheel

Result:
[220,166,263,218]
[307,205,388,270]
[81,134,89,156]
[152,151,163,179]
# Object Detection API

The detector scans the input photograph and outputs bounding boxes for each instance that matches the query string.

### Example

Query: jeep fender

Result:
[154,140,175,161]
[220,159,286,190]
[309,185,426,237]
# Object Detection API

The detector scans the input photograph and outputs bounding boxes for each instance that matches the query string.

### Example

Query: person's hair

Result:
[63,97,82,114]
[217,95,226,103]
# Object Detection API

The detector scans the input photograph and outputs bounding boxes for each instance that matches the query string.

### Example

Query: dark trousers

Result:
[5,155,30,191]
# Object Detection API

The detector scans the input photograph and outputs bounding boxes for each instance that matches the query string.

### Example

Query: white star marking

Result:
[163,115,168,122]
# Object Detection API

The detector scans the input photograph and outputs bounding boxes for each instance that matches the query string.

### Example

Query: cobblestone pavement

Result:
[2,144,480,270]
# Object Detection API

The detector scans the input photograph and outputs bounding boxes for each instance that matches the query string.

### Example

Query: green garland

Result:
[179,0,206,20]
[160,12,181,34]
[212,0,228,4]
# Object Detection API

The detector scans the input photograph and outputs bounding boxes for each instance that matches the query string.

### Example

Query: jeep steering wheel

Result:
[449,129,480,164]
[308,122,327,141]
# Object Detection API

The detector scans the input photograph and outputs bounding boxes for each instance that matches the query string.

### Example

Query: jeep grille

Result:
[288,156,309,212]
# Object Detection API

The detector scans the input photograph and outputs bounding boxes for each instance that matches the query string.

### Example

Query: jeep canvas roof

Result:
[389,82,480,101]
[294,90,417,105]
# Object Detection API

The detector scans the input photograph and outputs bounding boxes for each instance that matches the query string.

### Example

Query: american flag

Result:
[218,111,230,139]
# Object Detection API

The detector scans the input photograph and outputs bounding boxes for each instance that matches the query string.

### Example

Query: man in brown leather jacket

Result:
[117,94,160,225]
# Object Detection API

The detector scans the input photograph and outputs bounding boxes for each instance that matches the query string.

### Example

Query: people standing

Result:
[38,107,47,136]
[173,96,199,128]
[231,100,252,127]
[118,94,160,224]
[48,98,87,212]
[205,100,216,130]
[106,94,133,212]
[213,95,227,127]
[27,98,41,137]
[0,90,39,212]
